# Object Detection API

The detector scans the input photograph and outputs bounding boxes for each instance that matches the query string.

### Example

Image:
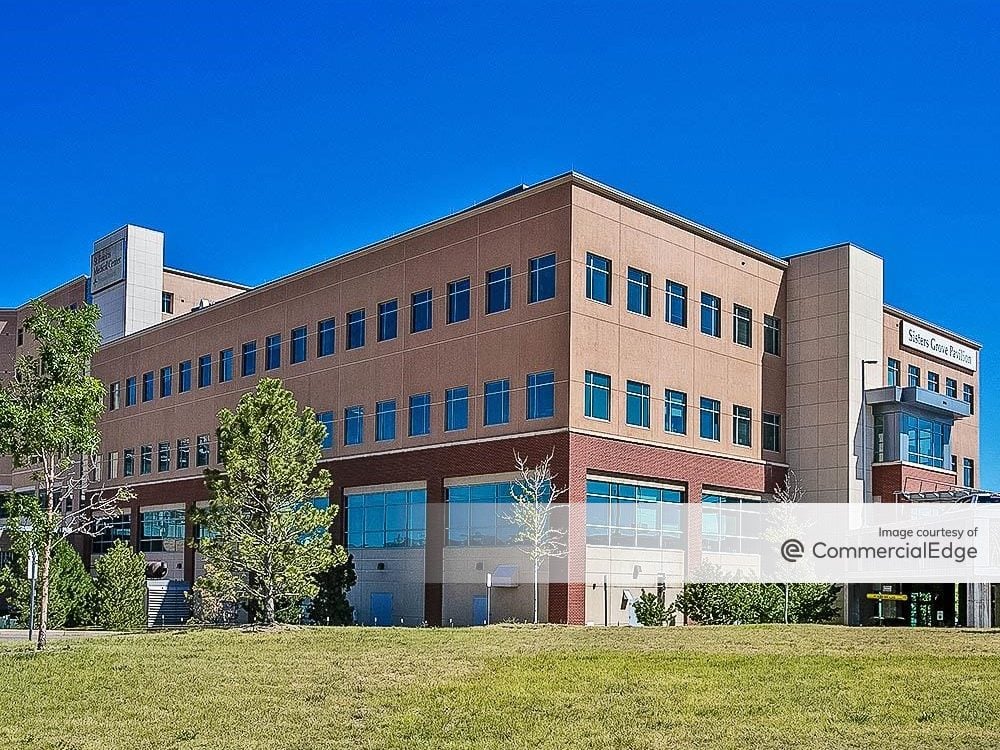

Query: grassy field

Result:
[2,625,999,749]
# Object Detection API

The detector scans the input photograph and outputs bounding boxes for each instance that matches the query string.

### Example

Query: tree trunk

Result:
[36,541,51,650]
[265,589,276,626]
[533,561,539,624]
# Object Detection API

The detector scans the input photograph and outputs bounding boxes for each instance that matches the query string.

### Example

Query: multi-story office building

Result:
[0,173,989,627]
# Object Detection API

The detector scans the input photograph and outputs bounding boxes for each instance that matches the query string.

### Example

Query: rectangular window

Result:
[963,384,975,414]
[317,318,336,356]
[700,397,721,441]
[109,381,121,411]
[160,366,172,398]
[907,365,920,388]
[733,405,752,446]
[584,371,612,421]
[409,393,431,436]
[375,400,397,441]
[123,449,135,477]
[528,253,556,303]
[265,334,281,370]
[447,278,471,323]
[346,310,365,350]
[378,300,398,341]
[344,406,364,446]
[764,314,781,356]
[177,438,190,469]
[700,293,721,337]
[318,411,334,450]
[242,341,257,376]
[927,372,939,393]
[219,348,233,382]
[140,445,152,475]
[158,442,171,473]
[526,371,555,420]
[198,354,212,388]
[179,360,192,392]
[196,435,210,467]
[106,451,118,481]
[733,304,752,347]
[763,413,781,452]
[945,377,958,398]
[345,488,426,549]
[141,372,154,402]
[411,290,432,333]
[484,379,510,426]
[161,291,174,314]
[963,458,975,488]
[140,510,185,554]
[900,413,950,468]
[291,326,308,364]
[664,389,687,435]
[625,380,651,428]
[446,481,535,547]
[445,386,469,431]
[951,454,957,475]
[665,280,687,327]
[626,267,652,316]
[126,376,137,406]
[585,479,685,550]
[485,267,511,314]
[887,358,900,387]
[585,253,612,304]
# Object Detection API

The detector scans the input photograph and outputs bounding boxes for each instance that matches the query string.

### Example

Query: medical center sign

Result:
[902,321,977,372]
[91,238,126,293]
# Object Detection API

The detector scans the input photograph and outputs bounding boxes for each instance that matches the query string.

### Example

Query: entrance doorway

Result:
[472,595,488,626]
[371,592,393,626]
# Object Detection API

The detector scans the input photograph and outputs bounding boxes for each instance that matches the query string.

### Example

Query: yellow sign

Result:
[867,593,908,602]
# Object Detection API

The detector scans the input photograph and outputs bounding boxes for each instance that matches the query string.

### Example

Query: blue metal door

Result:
[472,595,488,626]
[371,592,393,626]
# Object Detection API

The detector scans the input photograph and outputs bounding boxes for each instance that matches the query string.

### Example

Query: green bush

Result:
[92,540,147,630]
[0,539,94,628]
[633,591,670,626]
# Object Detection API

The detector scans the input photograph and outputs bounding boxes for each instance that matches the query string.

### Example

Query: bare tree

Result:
[504,451,568,624]
[770,469,804,624]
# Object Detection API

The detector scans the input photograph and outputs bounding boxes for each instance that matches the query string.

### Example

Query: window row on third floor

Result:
[584,253,782,355]
[885,357,976,414]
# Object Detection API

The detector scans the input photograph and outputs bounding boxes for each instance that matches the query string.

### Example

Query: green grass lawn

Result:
[2,625,999,749]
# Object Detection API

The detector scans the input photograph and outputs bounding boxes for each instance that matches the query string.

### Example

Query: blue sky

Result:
[1,3,997,484]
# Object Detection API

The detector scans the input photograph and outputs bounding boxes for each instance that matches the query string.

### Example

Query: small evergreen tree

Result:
[188,563,241,626]
[92,540,147,630]
[309,554,358,625]
[0,535,94,629]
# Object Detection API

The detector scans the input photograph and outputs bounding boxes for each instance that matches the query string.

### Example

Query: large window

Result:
[484,378,510,426]
[763,412,781,452]
[700,397,721,441]
[764,314,781,356]
[702,495,761,553]
[219,348,234,382]
[486,267,511,314]
[411,290,432,333]
[92,515,131,554]
[626,267,651,316]
[584,371,611,421]
[448,278,471,323]
[126,376,137,407]
[963,384,975,415]
[625,380,650,428]
[700,293,721,337]
[586,479,684,549]
[664,389,687,435]
[346,488,426,549]
[318,318,336,356]
[140,510,185,554]
[344,406,364,446]
[346,310,365,350]
[447,482,526,546]
[907,365,920,388]
[526,371,554,420]
[445,387,469,431]
[318,411,334,449]
[887,358,900,387]
[409,393,431,436]
[378,300,398,341]
[242,341,257,376]
[529,253,556,303]
[901,413,950,468]
[160,366,172,398]
[733,305,752,347]
[142,372,154,402]
[375,400,396,441]
[198,355,212,388]
[585,253,612,304]
[265,334,281,370]
[290,326,308,364]
[732,405,752,446]
[666,280,687,327]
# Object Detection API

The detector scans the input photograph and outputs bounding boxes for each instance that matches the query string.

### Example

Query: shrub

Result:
[92,540,147,630]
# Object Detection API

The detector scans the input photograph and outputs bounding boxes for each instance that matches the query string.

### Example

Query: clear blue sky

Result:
[1,3,997,484]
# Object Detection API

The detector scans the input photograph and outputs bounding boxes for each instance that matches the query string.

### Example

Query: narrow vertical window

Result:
[126,376,137,406]
[378,300,398,341]
[733,405,752,446]
[219,349,234,382]
[626,268,651,316]
[142,372,154,403]
[764,314,782,356]
[733,305,752,347]
[664,389,687,434]
[907,365,920,388]
[318,318,336,356]
[526,371,555,420]
[887,358,900,387]
[177,439,190,469]
[963,384,975,414]
[318,411,334,449]
[528,253,556,303]
[409,394,431,436]
[179,361,192,393]
[344,406,364,446]
[242,341,257,376]
[625,380,651,428]
[445,387,469,431]
[411,290,433,333]
[447,278,471,323]
[160,366,172,398]
[375,400,397,441]
[585,253,612,304]
[265,334,281,370]
[198,355,212,388]
[699,397,721,441]
[483,379,510,426]
[485,267,512,314]
[763,413,781,452]
[665,281,687,327]
[584,371,612,421]
[700,293,721,337]
[291,326,308,364]
[347,310,366,349]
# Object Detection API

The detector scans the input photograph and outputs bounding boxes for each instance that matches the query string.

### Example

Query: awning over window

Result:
[866,386,971,419]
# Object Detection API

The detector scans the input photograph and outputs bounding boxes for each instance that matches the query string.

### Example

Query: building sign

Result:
[91,238,126,293]
[901,321,977,372]
[866,592,908,602]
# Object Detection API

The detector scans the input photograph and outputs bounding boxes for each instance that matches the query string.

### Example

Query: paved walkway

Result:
[0,629,117,642]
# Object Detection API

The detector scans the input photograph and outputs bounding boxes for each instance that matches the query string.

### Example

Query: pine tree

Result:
[309,554,358,625]
[0,534,94,629]
[92,540,147,630]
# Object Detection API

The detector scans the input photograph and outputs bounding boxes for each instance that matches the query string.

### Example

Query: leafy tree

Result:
[633,591,669,626]
[309,554,358,625]
[0,533,94,629]
[504,451,568,624]
[188,563,241,626]
[196,378,344,626]
[0,301,132,648]
[92,540,147,630]
[673,580,840,624]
